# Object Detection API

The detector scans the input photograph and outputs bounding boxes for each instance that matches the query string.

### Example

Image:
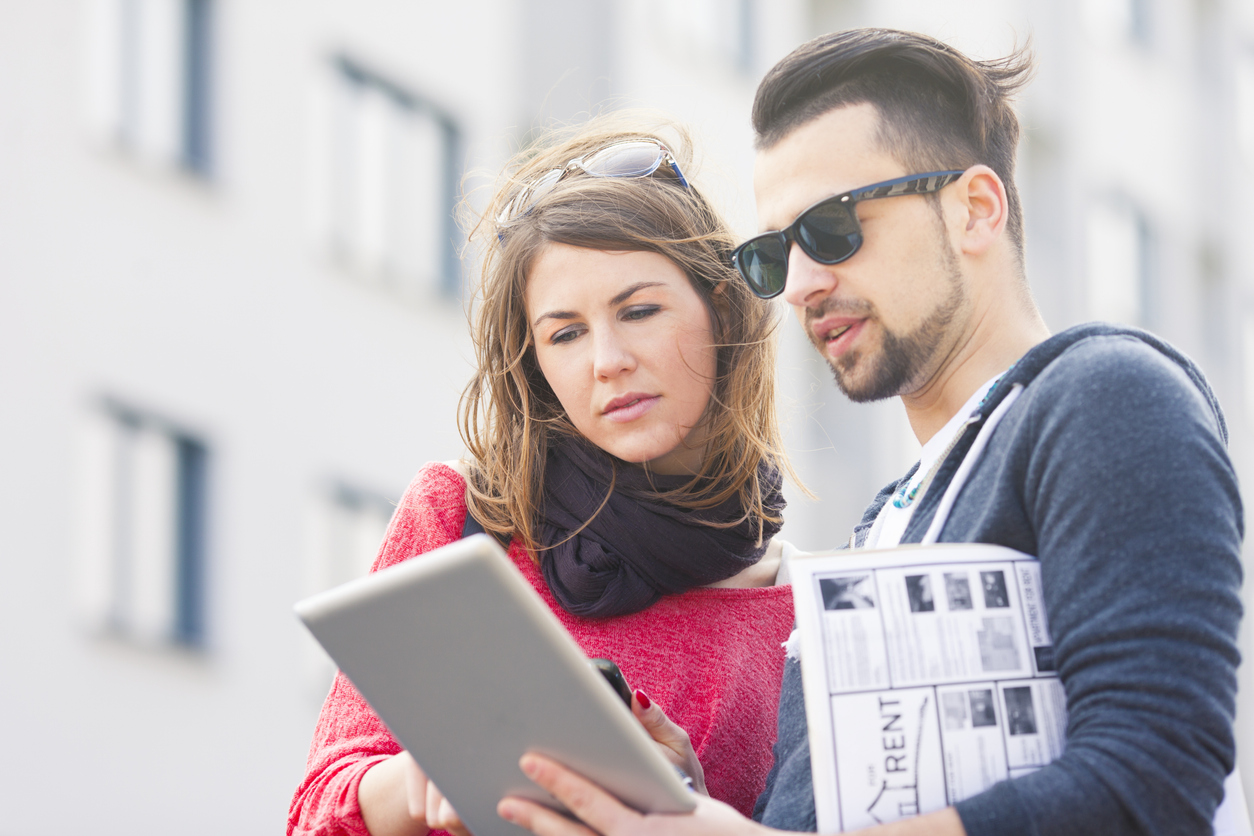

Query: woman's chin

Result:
[637,448,704,476]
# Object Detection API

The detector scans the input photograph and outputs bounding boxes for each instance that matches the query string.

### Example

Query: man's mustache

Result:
[803,297,875,327]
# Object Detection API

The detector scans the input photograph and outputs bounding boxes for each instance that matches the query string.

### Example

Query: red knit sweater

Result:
[289,463,795,835]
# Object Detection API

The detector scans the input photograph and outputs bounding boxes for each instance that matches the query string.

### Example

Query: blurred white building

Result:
[1,0,1252,832]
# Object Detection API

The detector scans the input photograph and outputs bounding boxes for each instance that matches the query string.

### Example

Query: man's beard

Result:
[810,238,967,403]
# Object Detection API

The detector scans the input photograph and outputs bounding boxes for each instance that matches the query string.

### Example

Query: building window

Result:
[1085,199,1154,327]
[84,0,214,174]
[301,482,395,693]
[73,400,208,648]
[305,482,395,594]
[310,55,462,299]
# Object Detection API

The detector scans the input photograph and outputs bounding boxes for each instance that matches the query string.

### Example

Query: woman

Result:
[288,116,797,835]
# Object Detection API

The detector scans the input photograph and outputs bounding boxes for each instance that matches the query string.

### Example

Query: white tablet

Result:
[295,534,697,836]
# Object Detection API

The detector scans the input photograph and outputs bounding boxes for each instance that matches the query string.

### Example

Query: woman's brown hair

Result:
[459,113,793,555]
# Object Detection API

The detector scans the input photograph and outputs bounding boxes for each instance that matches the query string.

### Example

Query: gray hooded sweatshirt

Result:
[754,324,1243,836]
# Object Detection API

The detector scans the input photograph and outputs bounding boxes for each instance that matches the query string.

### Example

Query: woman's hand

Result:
[358,751,471,836]
[426,778,472,836]
[355,692,697,835]
[630,690,707,797]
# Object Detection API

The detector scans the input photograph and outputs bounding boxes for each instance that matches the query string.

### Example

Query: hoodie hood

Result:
[991,322,1227,444]
[850,322,1228,547]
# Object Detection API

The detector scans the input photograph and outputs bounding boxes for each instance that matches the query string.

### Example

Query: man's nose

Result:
[781,243,839,309]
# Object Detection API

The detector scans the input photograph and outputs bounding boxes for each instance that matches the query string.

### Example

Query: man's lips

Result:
[602,393,659,422]
[810,316,865,355]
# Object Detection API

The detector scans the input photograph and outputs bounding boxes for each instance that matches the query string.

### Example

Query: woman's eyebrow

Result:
[609,281,665,306]
[532,282,668,328]
[532,309,577,328]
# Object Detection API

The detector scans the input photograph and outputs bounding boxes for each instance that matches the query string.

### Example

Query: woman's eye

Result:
[551,327,582,344]
[623,305,660,322]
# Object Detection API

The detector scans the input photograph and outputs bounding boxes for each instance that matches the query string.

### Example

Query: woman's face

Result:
[525,243,718,475]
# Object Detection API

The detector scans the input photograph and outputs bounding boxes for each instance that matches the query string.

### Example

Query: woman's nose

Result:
[592,332,636,381]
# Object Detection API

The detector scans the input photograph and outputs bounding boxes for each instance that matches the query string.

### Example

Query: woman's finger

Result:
[426,779,444,827]
[400,751,429,821]
[423,777,473,836]
[432,792,473,836]
[631,691,707,796]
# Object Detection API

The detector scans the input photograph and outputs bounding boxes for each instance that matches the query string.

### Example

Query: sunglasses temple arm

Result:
[667,158,690,189]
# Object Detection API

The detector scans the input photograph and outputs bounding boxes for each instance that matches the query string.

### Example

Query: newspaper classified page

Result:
[790,544,1063,833]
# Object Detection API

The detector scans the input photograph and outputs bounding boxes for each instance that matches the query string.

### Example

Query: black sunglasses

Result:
[731,170,966,299]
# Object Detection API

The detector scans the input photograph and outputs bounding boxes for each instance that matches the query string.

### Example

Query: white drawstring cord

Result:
[921,384,1024,545]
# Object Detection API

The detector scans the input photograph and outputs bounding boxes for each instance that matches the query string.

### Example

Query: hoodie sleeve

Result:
[952,335,1243,836]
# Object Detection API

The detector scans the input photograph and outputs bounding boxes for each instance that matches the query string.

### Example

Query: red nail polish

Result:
[634,689,652,710]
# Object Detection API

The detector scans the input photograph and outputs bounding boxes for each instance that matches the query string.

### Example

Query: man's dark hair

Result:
[752,29,1034,261]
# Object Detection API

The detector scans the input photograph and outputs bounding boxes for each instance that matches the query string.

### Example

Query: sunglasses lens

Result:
[499,141,691,230]
[734,235,789,298]
[796,200,861,264]
[499,167,564,223]
[580,140,665,178]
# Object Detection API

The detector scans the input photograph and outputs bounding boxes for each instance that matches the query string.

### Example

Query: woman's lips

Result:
[602,394,660,423]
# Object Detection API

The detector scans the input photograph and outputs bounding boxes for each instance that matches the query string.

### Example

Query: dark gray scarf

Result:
[537,437,784,618]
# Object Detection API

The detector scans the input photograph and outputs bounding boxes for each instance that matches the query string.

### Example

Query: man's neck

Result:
[901,296,1050,445]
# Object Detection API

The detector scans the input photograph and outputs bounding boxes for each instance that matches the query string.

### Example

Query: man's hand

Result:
[496,754,767,836]
[495,754,969,836]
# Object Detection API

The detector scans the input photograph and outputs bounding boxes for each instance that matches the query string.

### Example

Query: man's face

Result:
[753,104,970,402]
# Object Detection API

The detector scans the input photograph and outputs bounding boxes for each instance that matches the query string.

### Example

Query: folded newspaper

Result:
[789,542,1251,835]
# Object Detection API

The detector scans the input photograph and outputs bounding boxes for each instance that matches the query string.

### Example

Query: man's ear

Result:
[950,165,1008,257]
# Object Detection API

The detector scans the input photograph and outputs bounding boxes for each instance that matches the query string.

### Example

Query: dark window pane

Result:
[182,0,213,174]
[175,436,207,646]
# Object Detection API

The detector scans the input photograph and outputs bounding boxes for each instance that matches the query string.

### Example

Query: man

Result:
[498,28,1243,836]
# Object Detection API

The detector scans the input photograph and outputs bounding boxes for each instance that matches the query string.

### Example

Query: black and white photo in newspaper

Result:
[790,543,1061,833]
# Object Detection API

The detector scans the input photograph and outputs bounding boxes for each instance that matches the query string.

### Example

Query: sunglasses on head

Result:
[498,139,691,225]
[730,170,966,299]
